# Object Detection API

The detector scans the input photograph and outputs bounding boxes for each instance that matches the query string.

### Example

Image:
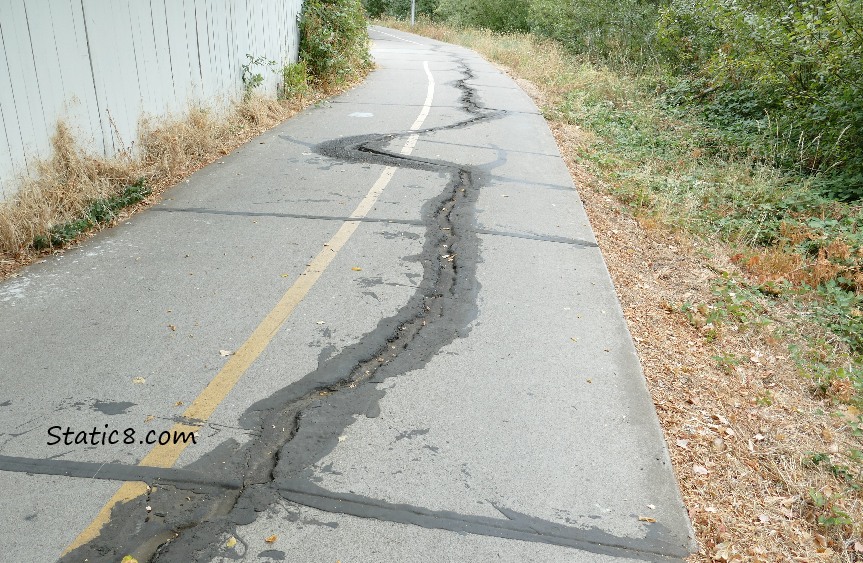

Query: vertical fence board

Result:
[126,1,154,118]
[0,0,49,170]
[47,0,102,155]
[80,0,118,154]
[0,17,26,189]
[192,0,214,105]
[24,1,66,148]
[147,0,177,115]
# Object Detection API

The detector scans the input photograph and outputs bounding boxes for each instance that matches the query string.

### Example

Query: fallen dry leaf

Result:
[121,557,138,563]
[638,516,656,523]
[265,535,277,544]
[144,415,154,423]
[132,377,146,384]
[225,536,237,549]
[351,266,362,271]
[167,324,176,331]
[713,541,736,561]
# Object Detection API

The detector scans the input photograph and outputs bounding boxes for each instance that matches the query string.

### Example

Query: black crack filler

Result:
[59,58,685,563]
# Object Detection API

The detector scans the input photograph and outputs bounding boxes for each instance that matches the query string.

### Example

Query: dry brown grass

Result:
[0,79,361,279]
[0,123,136,257]
[383,19,863,561]
[735,242,863,292]
[567,145,863,560]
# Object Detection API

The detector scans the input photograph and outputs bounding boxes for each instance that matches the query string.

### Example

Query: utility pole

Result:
[411,0,415,25]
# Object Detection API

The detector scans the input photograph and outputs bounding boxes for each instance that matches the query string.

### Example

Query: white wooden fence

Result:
[0,0,304,201]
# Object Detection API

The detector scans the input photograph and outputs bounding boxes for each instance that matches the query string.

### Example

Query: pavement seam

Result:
[278,480,689,562]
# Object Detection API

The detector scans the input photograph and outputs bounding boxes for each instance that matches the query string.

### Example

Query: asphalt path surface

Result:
[0,27,695,562]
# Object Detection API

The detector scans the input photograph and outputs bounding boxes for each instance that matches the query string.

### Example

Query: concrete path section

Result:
[0,26,694,562]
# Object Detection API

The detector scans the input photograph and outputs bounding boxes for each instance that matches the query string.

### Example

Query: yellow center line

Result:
[63,58,434,555]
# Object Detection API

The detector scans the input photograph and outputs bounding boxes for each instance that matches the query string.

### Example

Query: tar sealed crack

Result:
[60,56,498,563]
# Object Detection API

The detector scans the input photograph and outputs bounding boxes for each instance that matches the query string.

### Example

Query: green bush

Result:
[370,0,862,198]
[363,0,386,17]
[659,0,863,198]
[300,0,373,88]
[528,0,662,67]
[436,0,530,32]
[365,0,441,20]
[281,61,311,99]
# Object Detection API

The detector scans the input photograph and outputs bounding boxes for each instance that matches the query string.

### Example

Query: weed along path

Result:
[0,27,694,562]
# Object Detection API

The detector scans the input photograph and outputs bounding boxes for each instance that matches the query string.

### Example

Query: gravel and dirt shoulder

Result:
[554,122,863,560]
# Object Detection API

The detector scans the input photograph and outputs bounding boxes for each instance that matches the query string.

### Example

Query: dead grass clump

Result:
[139,97,301,184]
[0,122,136,256]
[737,243,862,293]
[0,68,356,278]
[736,248,805,284]
[139,108,223,180]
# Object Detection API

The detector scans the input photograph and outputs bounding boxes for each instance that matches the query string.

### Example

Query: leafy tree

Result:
[364,0,441,19]
[528,0,663,66]
[364,0,386,17]
[437,0,530,32]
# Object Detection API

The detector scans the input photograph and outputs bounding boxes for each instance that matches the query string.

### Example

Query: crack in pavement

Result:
[57,52,684,563]
[152,206,427,226]
[153,207,596,246]
[277,479,688,562]
[0,455,241,491]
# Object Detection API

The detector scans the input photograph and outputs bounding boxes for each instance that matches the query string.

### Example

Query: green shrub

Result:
[281,61,310,99]
[366,0,441,20]
[658,0,863,198]
[363,0,386,17]
[300,0,373,88]
[528,0,662,68]
[436,0,530,32]
[372,0,862,198]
